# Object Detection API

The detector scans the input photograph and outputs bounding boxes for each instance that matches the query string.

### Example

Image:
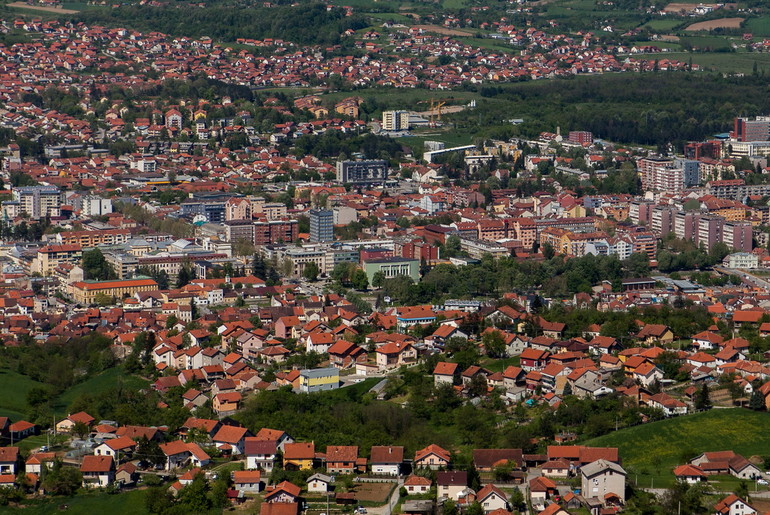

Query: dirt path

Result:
[7,2,79,13]
[413,25,473,37]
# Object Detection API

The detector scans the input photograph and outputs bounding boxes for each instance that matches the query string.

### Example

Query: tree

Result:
[252,253,267,279]
[135,436,166,468]
[563,381,573,396]
[82,247,116,281]
[372,270,385,289]
[42,459,82,495]
[302,262,319,281]
[542,242,555,259]
[145,485,174,513]
[467,374,487,398]
[482,330,506,358]
[750,390,765,411]
[694,383,711,411]
[351,269,369,291]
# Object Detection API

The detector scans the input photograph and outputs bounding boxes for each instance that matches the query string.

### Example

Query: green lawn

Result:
[0,369,46,414]
[16,488,150,515]
[679,35,731,50]
[585,409,770,488]
[52,368,150,415]
[482,356,520,373]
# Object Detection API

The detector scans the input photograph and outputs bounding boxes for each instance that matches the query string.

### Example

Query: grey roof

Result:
[308,473,333,483]
[581,459,626,478]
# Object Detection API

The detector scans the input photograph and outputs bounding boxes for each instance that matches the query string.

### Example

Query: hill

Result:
[584,408,770,486]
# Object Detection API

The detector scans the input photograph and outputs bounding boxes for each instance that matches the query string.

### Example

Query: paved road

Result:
[365,479,402,515]
[715,266,770,289]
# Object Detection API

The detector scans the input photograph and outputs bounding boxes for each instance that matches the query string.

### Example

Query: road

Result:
[368,479,402,515]
[714,266,770,289]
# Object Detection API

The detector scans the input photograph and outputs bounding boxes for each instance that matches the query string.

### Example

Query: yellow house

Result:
[283,442,315,470]
[298,367,339,393]
[71,278,158,304]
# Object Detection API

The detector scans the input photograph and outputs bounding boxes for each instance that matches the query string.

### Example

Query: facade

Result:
[723,252,759,269]
[309,209,334,243]
[71,278,159,304]
[34,245,82,276]
[733,116,770,142]
[298,367,340,393]
[336,160,388,184]
[382,110,410,131]
[10,186,63,219]
[362,257,420,284]
[580,459,626,507]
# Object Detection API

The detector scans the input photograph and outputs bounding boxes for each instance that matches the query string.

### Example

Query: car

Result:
[39,446,48,452]
[757,479,768,485]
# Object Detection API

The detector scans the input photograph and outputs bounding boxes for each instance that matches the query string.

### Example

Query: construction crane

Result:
[417,98,452,126]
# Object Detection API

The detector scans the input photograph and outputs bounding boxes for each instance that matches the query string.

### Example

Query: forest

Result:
[75,3,368,46]
[466,73,770,149]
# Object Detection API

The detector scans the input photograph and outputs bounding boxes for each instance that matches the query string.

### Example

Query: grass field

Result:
[52,368,150,415]
[0,369,46,414]
[644,18,684,31]
[679,35,732,50]
[17,488,150,515]
[633,51,770,74]
[585,409,770,487]
[482,356,521,373]
[745,16,770,37]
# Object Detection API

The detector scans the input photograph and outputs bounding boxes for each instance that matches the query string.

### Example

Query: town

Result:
[2,0,770,512]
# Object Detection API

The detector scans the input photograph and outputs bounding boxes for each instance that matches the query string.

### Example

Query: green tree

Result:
[372,270,385,289]
[82,248,116,281]
[542,242,555,259]
[351,269,369,291]
[135,436,166,468]
[694,383,711,411]
[482,330,506,358]
[750,389,765,411]
[302,262,319,281]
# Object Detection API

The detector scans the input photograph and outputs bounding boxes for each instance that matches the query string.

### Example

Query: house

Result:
[25,452,56,475]
[714,494,757,515]
[414,444,451,470]
[212,425,251,455]
[233,470,263,493]
[9,421,37,440]
[264,481,302,504]
[56,411,95,432]
[632,361,664,387]
[326,445,359,474]
[538,505,572,515]
[116,462,139,486]
[283,442,315,470]
[370,446,403,476]
[254,428,294,451]
[81,455,115,488]
[261,503,299,515]
[691,451,762,480]
[473,449,523,472]
[433,362,459,386]
[159,440,211,470]
[245,438,278,471]
[307,473,334,493]
[520,348,550,371]
[580,459,626,511]
[94,436,137,461]
[0,447,20,474]
[437,471,467,500]
[636,324,674,345]
[541,459,570,478]
[405,475,432,494]
[529,476,558,509]
[375,341,417,369]
[476,485,509,513]
[647,393,688,416]
[673,464,706,484]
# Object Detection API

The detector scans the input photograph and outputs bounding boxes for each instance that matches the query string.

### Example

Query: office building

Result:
[733,116,770,142]
[336,160,388,185]
[309,209,334,243]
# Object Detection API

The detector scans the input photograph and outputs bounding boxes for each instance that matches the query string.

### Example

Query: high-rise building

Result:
[382,110,410,131]
[733,116,770,142]
[11,186,63,219]
[309,209,334,243]
[568,131,593,145]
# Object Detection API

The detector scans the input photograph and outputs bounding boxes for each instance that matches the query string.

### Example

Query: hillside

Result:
[584,409,770,486]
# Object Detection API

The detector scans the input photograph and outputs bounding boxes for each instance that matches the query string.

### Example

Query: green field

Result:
[17,488,150,515]
[52,368,150,416]
[585,409,770,487]
[644,18,684,31]
[745,16,770,37]
[679,35,731,50]
[633,50,770,74]
[0,369,46,414]
[481,356,520,373]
